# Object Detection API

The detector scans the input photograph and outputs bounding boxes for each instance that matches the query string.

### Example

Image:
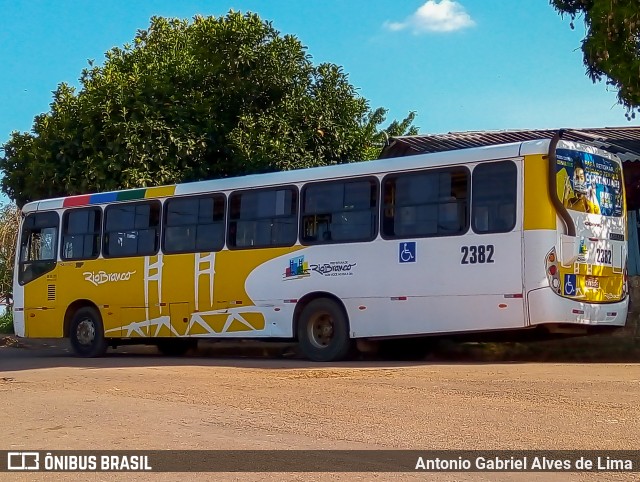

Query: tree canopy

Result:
[551,0,640,118]
[0,12,417,207]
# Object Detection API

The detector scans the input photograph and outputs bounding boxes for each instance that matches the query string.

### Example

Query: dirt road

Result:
[1,339,638,481]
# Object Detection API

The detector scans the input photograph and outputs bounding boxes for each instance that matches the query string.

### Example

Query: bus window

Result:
[228,187,297,249]
[61,207,102,260]
[164,194,226,254]
[19,211,60,285]
[103,201,161,258]
[301,178,378,244]
[382,167,469,238]
[472,161,517,234]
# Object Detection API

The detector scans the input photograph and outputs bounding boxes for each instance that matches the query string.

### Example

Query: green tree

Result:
[0,13,417,207]
[551,0,640,118]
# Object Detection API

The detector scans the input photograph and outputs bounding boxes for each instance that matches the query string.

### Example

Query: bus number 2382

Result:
[461,245,495,264]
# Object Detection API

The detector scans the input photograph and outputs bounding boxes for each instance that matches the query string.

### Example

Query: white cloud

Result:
[384,0,475,34]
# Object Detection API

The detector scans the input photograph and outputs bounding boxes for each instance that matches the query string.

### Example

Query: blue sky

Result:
[1,0,638,147]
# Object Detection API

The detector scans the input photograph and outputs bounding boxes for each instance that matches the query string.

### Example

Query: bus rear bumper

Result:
[527,287,628,328]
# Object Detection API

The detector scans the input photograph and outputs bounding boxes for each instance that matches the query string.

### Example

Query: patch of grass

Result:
[0,309,13,334]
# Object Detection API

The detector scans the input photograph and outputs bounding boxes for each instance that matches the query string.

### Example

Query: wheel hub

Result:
[309,314,334,348]
[76,319,96,346]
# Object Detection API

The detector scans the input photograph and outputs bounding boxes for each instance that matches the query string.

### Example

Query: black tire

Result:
[157,339,197,356]
[297,298,352,362]
[69,306,108,358]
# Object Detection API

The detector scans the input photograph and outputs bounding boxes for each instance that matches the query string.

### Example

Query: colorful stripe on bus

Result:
[62,186,176,207]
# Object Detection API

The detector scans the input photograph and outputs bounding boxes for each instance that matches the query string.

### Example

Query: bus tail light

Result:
[546,248,561,294]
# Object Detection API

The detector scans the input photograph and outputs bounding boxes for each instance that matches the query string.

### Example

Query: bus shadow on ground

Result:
[1,334,640,372]
[0,337,435,371]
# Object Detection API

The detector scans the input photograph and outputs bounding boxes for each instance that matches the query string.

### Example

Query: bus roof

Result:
[22,138,593,213]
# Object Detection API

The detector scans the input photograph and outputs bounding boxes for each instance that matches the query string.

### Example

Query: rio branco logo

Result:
[83,270,136,287]
[283,255,356,280]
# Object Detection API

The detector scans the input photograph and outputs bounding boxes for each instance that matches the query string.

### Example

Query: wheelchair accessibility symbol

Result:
[399,242,416,263]
[564,274,576,296]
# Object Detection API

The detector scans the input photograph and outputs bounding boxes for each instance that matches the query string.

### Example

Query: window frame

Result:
[226,185,299,250]
[103,200,162,259]
[380,166,471,240]
[162,193,227,255]
[60,206,103,261]
[299,176,380,246]
[471,160,518,235]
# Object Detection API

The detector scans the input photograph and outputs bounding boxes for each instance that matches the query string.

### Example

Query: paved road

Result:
[0,339,638,481]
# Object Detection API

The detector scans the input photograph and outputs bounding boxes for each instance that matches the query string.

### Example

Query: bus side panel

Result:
[164,247,300,338]
[61,254,215,339]
[342,294,525,338]
[245,232,526,339]
[54,258,148,338]
[60,247,303,340]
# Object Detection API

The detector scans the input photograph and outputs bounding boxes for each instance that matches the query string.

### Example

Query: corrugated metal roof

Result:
[379,127,640,162]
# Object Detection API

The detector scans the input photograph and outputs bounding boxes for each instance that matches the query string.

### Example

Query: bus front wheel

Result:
[69,306,108,357]
[297,299,352,362]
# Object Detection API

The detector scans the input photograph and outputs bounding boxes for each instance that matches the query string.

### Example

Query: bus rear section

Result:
[523,139,628,334]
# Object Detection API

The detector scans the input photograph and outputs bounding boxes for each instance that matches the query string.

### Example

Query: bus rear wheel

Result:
[297,299,352,362]
[69,306,108,358]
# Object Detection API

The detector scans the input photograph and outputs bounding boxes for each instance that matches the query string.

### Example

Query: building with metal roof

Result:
[380,126,640,162]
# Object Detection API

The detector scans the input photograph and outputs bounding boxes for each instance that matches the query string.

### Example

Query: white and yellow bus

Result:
[13,133,629,361]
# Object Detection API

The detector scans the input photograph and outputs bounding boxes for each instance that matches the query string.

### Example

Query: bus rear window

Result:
[556,149,623,217]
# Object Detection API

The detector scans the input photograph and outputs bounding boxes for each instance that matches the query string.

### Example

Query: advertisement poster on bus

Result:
[555,148,623,217]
